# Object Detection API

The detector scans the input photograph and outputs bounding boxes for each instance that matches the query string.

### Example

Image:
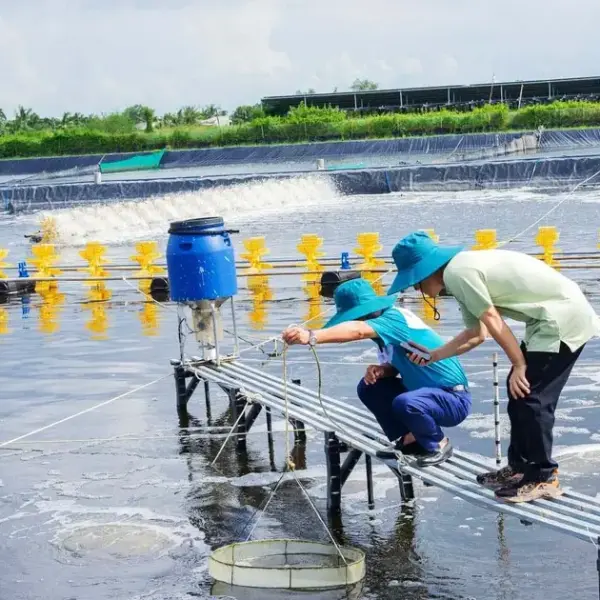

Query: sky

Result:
[1,0,599,118]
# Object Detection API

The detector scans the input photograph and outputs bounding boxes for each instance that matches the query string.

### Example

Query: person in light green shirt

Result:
[387,230,600,504]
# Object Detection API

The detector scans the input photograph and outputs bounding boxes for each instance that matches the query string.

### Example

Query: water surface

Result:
[2,178,600,599]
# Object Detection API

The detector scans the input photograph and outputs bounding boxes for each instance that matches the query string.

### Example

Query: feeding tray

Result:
[208,539,366,589]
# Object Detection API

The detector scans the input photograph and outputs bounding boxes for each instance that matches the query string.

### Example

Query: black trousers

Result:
[507,341,584,481]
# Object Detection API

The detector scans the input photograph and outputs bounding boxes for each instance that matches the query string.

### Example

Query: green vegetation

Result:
[2,101,600,159]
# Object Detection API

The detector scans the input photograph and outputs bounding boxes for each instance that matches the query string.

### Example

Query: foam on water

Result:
[30,175,342,246]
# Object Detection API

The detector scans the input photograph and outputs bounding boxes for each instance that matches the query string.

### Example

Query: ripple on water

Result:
[58,523,177,560]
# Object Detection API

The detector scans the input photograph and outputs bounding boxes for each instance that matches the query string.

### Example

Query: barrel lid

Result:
[168,216,224,234]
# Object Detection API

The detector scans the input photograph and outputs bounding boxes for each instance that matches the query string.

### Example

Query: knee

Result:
[392,393,416,417]
[357,378,369,401]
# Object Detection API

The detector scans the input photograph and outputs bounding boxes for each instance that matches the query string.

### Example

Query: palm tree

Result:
[178,106,201,125]
[141,106,156,132]
[13,106,40,131]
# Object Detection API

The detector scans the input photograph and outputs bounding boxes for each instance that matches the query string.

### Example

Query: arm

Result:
[432,322,488,361]
[377,362,399,378]
[433,308,525,367]
[479,307,526,367]
[480,306,530,398]
[281,321,378,346]
[364,361,398,385]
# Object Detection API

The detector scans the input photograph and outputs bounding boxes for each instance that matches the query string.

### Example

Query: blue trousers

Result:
[357,377,472,452]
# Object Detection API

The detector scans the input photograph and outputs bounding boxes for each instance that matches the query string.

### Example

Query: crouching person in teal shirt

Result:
[282,278,472,467]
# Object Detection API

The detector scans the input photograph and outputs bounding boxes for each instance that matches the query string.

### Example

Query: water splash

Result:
[33,175,342,247]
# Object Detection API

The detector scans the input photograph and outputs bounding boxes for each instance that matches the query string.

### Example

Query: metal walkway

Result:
[181,358,600,550]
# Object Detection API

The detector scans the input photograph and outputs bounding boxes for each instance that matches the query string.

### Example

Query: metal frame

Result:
[173,357,600,596]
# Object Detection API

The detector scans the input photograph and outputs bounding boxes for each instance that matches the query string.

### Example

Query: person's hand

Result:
[406,341,439,366]
[364,364,386,385]
[509,364,530,399]
[282,326,310,346]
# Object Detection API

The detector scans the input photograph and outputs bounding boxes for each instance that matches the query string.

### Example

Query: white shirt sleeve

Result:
[377,344,393,365]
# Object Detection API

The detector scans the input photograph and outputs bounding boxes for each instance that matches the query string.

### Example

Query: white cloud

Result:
[0,0,599,117]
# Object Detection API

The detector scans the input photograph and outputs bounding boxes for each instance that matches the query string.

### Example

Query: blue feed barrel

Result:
[166,216,238,302]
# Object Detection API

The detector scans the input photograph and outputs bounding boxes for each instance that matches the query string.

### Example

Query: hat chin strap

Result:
[420,289,441,321]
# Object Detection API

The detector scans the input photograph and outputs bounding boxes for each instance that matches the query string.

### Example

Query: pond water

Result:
[2,176,600,599]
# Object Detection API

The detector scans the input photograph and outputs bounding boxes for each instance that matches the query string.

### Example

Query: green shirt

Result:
[443,249,600,353]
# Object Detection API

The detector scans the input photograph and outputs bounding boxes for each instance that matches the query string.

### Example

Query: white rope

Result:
[1,428,310,447]
[209,398,251,467]
[498,167,600,247]
[240,343,348,563]
[0,374,170,448]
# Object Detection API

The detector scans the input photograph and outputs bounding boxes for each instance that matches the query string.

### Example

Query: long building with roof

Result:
[261,75,600,116]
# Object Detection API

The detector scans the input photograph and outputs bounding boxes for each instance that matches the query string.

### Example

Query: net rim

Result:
[208,538,366,589]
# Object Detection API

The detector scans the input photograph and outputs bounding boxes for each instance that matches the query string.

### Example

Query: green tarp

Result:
[99,149,165,174]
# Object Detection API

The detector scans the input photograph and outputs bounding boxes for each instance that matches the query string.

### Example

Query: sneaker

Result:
[476,465,524,490]
[496,471,563,503]
[416,439,453,467]
[376,437,427,459]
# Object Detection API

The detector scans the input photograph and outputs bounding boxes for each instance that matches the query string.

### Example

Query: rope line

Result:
[498,167,600,247]
[0,374,170,449]
[209,398,251,467]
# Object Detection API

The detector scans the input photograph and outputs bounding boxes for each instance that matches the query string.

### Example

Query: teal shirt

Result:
[366,306,469,391]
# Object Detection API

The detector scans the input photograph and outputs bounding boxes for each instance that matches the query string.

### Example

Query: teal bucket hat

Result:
[324,278,398,328]
[387,231,464,295]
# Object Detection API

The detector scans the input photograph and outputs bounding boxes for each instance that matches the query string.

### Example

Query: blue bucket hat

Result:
[387,231,464,295]
[324,278,398,328]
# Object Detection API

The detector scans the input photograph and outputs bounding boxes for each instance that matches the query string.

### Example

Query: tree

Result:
[160,112,178,128]
[230,104,265,125]
[177,106,201,125]
[295,88,316,95]
[9,106,41,131]
[140,106,155,132]
[203,104,226,118]
[350,78,379,91]
[123,104,147,124]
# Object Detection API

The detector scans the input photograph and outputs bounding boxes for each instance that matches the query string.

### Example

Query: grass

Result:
[1,101,600,160]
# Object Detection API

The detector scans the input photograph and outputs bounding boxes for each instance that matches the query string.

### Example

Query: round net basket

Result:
[208,539,366,589]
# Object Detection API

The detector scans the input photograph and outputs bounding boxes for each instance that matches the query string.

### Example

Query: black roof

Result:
[261,75,600,115]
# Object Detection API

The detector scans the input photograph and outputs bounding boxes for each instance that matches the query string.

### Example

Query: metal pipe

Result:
[0,269,387,285]
[192,367,600,516]
[597,539,600,600]
[230,297,240,358]
[340,448,363,487]
[174,365,187,413]
[449,450,600,512]
[445,457,600,528]
[221,363,386,442]
[365,455,375,509]
[493,352,502,466]
[204,380,212,425]
[325,431,342,513]
[396,460,600,543]
[210,301,221,367]
[225,362,382,429]
[266,406,276,471]
[5,258,600,285]
[190,363,600,542]
[6,250,600,273]
[191,364,382,456]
